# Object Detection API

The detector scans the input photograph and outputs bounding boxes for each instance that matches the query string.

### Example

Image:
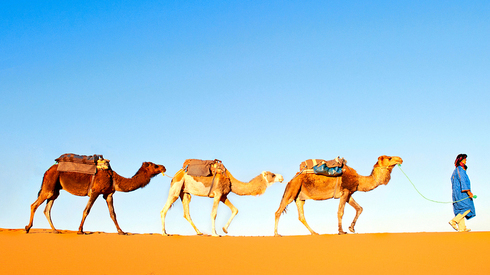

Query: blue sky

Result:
[1,1,489,236]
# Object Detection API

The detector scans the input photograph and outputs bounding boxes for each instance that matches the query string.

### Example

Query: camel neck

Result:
[228,172,267,196]
[357,166,392,192]
[113,167,155,192]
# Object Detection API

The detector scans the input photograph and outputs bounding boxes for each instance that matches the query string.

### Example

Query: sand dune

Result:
[1,228,489,274]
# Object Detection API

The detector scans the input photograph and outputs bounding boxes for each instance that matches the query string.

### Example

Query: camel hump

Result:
[183,159,226,177]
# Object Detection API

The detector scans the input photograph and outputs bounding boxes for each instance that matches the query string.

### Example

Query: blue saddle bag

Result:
[313,164,343,177]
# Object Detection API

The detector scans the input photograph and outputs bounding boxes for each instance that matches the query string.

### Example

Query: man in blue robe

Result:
[449,154,476,232]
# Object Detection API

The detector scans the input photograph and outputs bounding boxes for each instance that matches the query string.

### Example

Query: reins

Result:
[397,164,476,204]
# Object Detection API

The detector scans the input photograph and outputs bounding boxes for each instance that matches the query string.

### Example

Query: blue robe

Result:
[451,166,476,219]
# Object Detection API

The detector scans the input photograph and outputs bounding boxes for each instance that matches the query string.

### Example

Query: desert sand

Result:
[1,228,489,275]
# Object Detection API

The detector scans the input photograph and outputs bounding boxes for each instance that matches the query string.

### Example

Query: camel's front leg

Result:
[181,193,203,236]
[210,194,221,237]
[295,199,318,235]
[78,194,99,235]
[347,196,363,233]
[221,197,238,234]
[104,193,126,235]
[337,193,350,235]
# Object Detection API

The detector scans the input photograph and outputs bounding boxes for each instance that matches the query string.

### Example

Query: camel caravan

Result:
[25,153,402,236]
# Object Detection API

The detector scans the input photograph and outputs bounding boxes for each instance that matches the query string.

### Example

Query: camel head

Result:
[376,155,403,169]
[261,171,284,186]
[142,162,166,176]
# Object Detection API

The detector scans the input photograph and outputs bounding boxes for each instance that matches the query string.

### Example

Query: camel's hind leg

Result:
[160,180,185,236]
[77,194,99,235]
[181,193,203,236]
[26,167,60,233]
[274,180,301,236]
[26,191,59,233]
[347,196,363,233]
[43,195,61,233]
[295,199,318,235]
[221,197,238,234]
[104,193,126,235]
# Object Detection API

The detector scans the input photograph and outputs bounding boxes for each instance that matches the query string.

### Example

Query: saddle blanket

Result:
[299,157,347,177]
[300,157,346,170]
[55,153,104,175]
[183,159,226,177]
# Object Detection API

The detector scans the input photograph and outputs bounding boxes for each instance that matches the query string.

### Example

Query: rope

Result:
[162,172,175,179]
[397,164,475,204]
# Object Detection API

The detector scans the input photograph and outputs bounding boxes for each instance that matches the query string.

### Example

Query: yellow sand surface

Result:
[1,228,489,274]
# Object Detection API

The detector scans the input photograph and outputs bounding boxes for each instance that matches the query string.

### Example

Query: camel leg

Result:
[221,197,238,234]
[160,180,185,236]
[25,194,48,233]
[26,188,60,233]
[43,198,61,234]
[274,180,302,237]
[347,197,363,233]
[274,195,296,237]
[210,194,222,237]
[160,195,179,236]
[295,199,319,235]
[104,193,126,235]
[337,193,350,235]
[78,194,99,235]
[181,193,203,236]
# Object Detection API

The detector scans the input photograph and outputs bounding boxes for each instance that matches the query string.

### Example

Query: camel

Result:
[274,155,403,236]
[25,161,166,235]
[161,168,284,237]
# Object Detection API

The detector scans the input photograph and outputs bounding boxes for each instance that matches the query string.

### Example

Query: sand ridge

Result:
[1,228,489,274]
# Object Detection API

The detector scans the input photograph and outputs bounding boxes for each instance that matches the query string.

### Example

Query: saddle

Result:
[299,157,347,177]
[55,153,110,174]
[183,159,226,177]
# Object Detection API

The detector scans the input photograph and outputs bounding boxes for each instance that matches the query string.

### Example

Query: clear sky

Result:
[1,1,489,236]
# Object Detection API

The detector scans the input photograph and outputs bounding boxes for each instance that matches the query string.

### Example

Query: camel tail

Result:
[37,165,56,197]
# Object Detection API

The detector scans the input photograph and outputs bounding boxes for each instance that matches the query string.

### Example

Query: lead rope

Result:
[397,164,475,204]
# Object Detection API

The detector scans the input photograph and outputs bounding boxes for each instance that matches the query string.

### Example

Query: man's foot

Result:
[449,220,458,231]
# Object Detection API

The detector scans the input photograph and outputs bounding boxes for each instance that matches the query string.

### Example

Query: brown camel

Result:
[25,161,166,235]
[161,168,284,236]
[274,155,403,236]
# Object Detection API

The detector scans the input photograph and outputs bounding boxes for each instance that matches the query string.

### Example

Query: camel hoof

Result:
[77,231,85,235]
[311,231,319,236]
[118,231,127,235]
[25,226,30,233]
[222,227,228,234]
[196,232,203,236]
[338,231,347,235]
[349,227,356,233]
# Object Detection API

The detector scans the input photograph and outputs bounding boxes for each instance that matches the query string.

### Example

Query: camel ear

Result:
[261,171,268,181]
[377,156,386,165]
